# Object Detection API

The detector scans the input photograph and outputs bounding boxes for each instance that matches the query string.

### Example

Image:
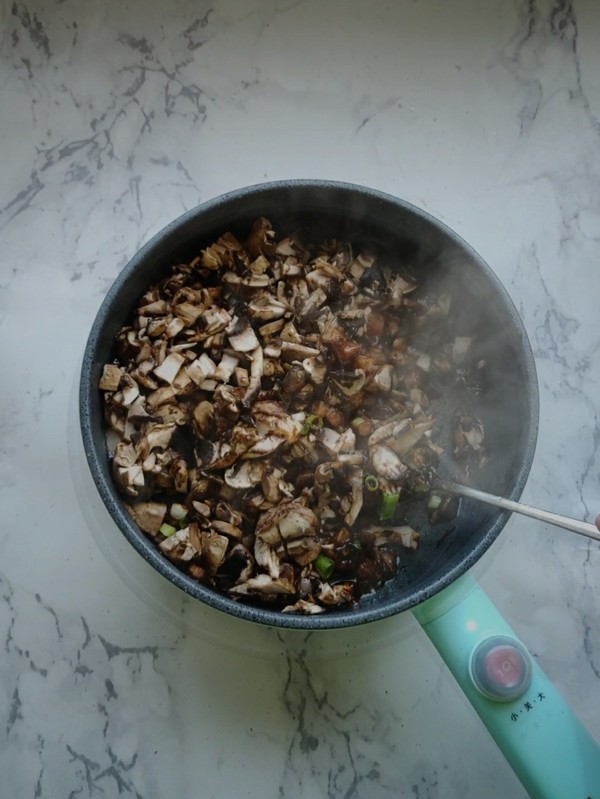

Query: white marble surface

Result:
[2,0,600,796]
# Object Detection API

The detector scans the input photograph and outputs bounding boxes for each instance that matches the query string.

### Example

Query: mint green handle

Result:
[413,576,600,798]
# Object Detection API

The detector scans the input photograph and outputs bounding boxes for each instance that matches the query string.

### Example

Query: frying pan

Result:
[79,180,600,797]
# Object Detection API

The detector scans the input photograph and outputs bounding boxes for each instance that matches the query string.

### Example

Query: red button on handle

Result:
[470,636,532,702]
[484,645,526,689]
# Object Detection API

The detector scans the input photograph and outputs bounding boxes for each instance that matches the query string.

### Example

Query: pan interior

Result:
[80,181,538,629]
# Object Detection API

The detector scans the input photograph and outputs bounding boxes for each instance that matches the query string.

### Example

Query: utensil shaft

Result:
[445,482,600,543]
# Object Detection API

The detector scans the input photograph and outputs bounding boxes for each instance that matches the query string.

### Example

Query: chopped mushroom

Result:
[99,364,123,392]
[224,460,265,489]
[159,524,201,563]
[127,501,167,535]
[230,574,296,597]
[370,445,408,481]
[227,316,260,352]
[102,219,489,613]
[153,352,186,384]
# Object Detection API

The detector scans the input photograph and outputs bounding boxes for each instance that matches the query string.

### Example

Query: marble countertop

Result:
[2,0,600,796]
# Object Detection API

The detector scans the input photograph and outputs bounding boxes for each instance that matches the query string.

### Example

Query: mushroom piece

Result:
[114,464,145,496]
[368,418,410,448]
[172,458,189,493]
[144,423,177,453]
[365,525,420,550]
[99,364,123,392]
[165,317,186,338]
[199,307,233,335]
[247,293,289,321]
[214,500,243,527]
[113,441,139,468]
[119,374,140,407]
[280,321,303,343]
[299,288,327,318]
[214,353,239,383]
[370,445,408,482]
[229,574,296,597]
[146,385,177,410]
[234,366,249,387]
[280,364,308,396]
[127,501,167,535]
[227,316,260,353]
[282,599,325,614]
[386,273,418,303]
[255,500,319,547]
[280,341,321,361]
[173,303,204,327]
[212,384,242,434]
[246,217,277,259]
[212,521,243,540]
[241,434,286,460]
[193,400,214,438]
[316,426,356,457]
[285,536,321,567]
[222,271,270,289]
[153,352,186,385]
[343,465,364,526]
[332,369,366,397]
[369,365,393,392]
[187,353,217,386]
[127,396,154,423]
[224,460,265,489]
[201,530,229,574]
[386,419,434,457]
[316,582,354,606]
[254,537,282,578]
[251,401,304,443]
[242,345,264,407]
[302,355,327,385]
[453,412,487,465]
[261,471,282,504]
[159,523,202,564]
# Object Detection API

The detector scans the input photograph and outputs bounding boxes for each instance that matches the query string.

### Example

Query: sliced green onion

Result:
[160,523,177,537]
[364,474,379,492]
[379,492,399,521]
[427,494,442,511]
[313,553,334,580]
[301,414,324,436]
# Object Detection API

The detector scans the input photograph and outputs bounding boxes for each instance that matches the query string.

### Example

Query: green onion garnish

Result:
[379,492,399,521]
[301,414,324,436]
[313,553,334,580]
[427,494,442,511]
[160,523,177,537]
[364,474,379,492]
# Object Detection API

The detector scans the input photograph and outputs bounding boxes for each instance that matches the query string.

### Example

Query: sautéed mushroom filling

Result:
[100,219,487,613]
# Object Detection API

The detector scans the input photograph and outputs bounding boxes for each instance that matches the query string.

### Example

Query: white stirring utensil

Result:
[442,481,600,543]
